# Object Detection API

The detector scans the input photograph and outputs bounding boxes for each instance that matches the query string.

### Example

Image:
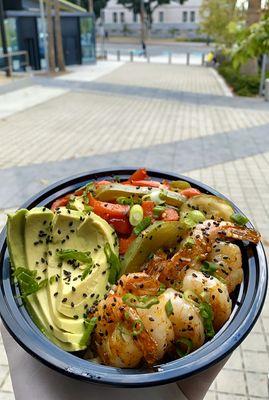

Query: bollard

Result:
[265,79,269,101]
[202,53,205,66]
[104,50,108,60]
[168,52,172,64]
[147,54,150,63]
[130,51,133,62]
[186,53,190,66]
[117,50,120,62]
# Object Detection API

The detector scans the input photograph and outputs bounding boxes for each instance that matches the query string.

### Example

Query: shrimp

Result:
[182,269,232,331]
[207,242,243,293]
[92,293,158,368]
[161,288,205,349]
[146,220,260,287]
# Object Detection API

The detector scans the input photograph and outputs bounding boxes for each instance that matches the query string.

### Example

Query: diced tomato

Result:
[119,234,136,255]
[181,188,201,198]
[74,188,84,196]
[142,201,155,218]
[96,180,111,187]
[51,194,71,211]
[88,194,129,219]
[161,208,179,221]
[124,168,149,183]
[129,180,160,188]
[109,218,132,235]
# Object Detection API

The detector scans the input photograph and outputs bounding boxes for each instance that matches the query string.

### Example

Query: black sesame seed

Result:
[62,298,68,303]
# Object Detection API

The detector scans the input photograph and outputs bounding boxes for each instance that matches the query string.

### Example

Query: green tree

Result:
[199,0,241,47]
[69,0,108,18]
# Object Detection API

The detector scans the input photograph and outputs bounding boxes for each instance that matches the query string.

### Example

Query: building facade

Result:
[1,0,96,70]
[99,0,202,38]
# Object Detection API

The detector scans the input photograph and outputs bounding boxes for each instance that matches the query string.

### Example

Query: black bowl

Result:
[0,168,267,387]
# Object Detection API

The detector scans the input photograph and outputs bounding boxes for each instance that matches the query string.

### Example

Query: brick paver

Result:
[0,62,268,399]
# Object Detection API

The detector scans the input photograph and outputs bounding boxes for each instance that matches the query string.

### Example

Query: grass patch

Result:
[218,64,260,97]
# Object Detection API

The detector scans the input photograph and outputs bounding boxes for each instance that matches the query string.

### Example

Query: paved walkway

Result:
[0,62,268,400]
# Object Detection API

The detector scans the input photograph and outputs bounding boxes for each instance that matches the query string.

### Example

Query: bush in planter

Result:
[218,63,260,96]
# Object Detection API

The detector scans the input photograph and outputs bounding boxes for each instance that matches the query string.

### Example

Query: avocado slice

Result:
[95,183,186,207]
[7,210,83,351]
[47,209,117,322]
[24,208,84,344]
[122,221,185,273]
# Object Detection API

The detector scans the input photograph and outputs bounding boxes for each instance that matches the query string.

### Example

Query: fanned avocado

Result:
[7,206,117,352]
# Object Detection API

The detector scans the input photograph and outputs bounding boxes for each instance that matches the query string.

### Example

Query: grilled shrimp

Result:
[92,293,158,368]
[91,273,206,367]
[182,269,232,331]
[161,288,205,349]
[146,219,260,287]
[207,242,243,293]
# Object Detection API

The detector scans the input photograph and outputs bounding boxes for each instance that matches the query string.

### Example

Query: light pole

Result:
[0,0,10,77]
[39,0,49,71]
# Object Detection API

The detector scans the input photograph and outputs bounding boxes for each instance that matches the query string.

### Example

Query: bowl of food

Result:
[0,168,267,387]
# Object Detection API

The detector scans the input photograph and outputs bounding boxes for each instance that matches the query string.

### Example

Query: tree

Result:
[240,0,262,76]
[45,0,56,72]
[54,0,66,71]
[199,0,242,48]
[69,0,108,18]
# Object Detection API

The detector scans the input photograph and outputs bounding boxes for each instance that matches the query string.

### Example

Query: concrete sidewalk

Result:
[0,62,268,400]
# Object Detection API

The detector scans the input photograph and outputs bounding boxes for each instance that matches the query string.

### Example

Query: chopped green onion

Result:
[122,293,159,309]
[129,204,144,226]
[201,261,218,275]
[153,206,166,217]
[142,189,166,205]
[165,299,173,317]
[13,268,47,296]
[231,213,249,226]
[84,205,93,214]
[81,263,93,281]
[118,323,130,338]
[176,338,193,357]
[199,302,215,338]
[157,282,166,295]
[170,181,191,190]
[184,237,195,248]
[182,210,206,229]
[117,197,133,205]
[132,319,144,336]
[80,317,97,347]
[104,243,122,284]
[57,249,92,264]
[133,217,151,235]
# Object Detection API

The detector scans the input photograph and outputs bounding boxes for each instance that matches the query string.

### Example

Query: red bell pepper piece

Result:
[51,194,71,211]
[142,201,155,218]
[108,218,132,235]
[88,194,129,220]
[119,234,136,255]
[180,188,201,198]
[161,208,179,221]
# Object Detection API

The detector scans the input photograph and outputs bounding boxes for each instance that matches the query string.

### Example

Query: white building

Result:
[99,0,202,38]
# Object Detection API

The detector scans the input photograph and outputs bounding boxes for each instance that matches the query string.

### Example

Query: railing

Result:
[97,49,207,66]
[0,51,30,76]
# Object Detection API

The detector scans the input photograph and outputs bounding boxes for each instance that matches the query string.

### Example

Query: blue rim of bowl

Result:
[0,168,267,387]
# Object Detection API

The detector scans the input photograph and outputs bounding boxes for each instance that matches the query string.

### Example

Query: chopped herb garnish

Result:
[165,299,173,317]
[231,213,249,226]
[176,338,193,357]
[133,217,151,236]
[104,243,122,284]
[57,249,92,264]
[79,317,97,347]
[122,293,159,309]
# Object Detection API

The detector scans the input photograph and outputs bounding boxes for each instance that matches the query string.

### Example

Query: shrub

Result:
[218,63,260,97]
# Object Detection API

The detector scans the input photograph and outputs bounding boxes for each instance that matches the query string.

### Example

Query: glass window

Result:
[159,11,164,23]
[190,11,195,22]
[133,12,137,22]
[80,16,96,64]
[182,11,188,22]
[120,12,125,23]
[113,12,117,23]
[0,18,18,53]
